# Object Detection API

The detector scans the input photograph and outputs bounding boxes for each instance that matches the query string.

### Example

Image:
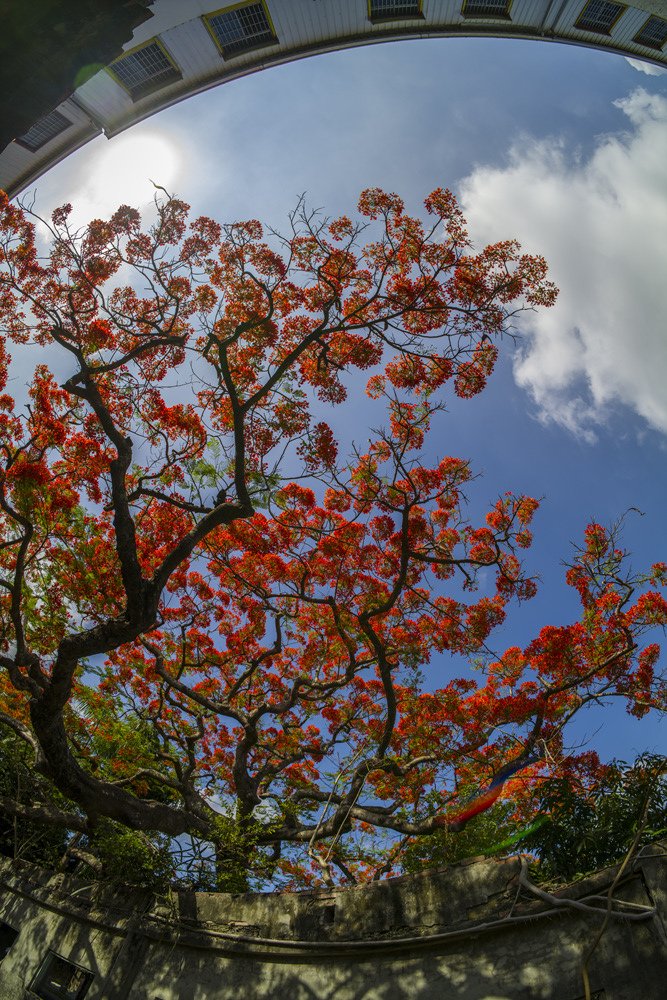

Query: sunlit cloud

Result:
[625,57,667,77]
[459,88,667,441]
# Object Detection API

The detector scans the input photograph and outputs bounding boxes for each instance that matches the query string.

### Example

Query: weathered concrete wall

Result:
[0,843,665,1000]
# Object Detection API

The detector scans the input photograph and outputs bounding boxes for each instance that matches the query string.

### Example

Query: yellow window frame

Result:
[574,0,628,36]
[461,0,513,20]
[106,37,181,99]
[367,0,424,21]
[632,14,667,50]
[203,1,277,58]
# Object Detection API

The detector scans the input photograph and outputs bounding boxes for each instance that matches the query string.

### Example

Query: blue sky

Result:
[27,35,667,764]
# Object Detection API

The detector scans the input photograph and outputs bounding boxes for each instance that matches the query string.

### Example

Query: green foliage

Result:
[210,813,279,893]
[523,753,667,882]
[401,798,521,873]
[0,732,70,867]
[0,728,175,891]
[78,821,175,893]
[399,754,667,884]
[0,727,283,894]
[67,691,179,807]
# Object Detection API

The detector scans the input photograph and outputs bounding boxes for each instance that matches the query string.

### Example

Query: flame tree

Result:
[0,187,664,889]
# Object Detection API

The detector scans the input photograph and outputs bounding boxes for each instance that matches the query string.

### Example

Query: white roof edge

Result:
[2,0,666,200]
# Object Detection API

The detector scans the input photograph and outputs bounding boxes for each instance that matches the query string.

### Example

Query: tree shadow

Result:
[0,848,665,1000]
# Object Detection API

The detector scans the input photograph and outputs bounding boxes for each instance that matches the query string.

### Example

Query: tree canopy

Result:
[0,186,664,890]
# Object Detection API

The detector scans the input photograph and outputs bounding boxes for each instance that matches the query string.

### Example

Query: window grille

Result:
[461,0,511,20]
[30,952,94,1000]
[574,0,626,34]
[633,15,667,49]
[462,0,511,17]
[110,41,181,101]
[369,0,422,19]
[205,3,276,57]
[16,110,71,151]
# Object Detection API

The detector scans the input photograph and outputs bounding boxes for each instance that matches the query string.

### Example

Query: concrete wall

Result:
[0,843,665,999]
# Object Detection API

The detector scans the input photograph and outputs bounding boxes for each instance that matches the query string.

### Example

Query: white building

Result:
[2,0,667,198]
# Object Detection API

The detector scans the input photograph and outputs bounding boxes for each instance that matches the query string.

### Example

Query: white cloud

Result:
[625,57,667,77]
[458,88,667,441]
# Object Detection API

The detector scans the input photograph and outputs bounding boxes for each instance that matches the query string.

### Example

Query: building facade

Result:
[1,0,667,199]
[0,845,666,999]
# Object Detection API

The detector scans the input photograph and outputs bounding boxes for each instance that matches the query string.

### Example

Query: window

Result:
[461,0,511,18]
[30,953,94,1000]
[109,41,181,101]
[15,110,72,152]
[0,921,18,961]
[633,15,667,50]
[30,952,94,1000]
[369,0,423,20]
[204,3,276,58]
[574,0,626,34]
